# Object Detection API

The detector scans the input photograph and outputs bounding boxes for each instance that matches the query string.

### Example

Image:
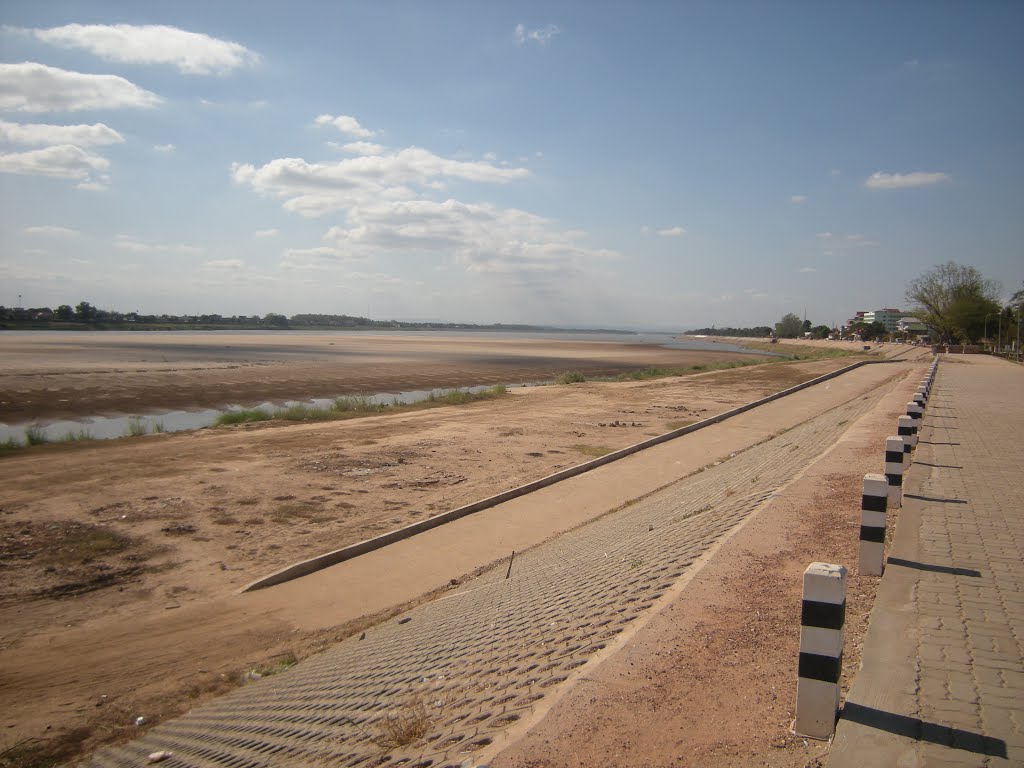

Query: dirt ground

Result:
[0,334,911,765]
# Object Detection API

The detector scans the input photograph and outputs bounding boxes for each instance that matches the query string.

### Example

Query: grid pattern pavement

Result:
[830,356,1024,767]
[89,382,898,768]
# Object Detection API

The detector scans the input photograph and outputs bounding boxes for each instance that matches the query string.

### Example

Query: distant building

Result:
[861,309,907,333]
[897,316,928,336]
[847,308,910,333]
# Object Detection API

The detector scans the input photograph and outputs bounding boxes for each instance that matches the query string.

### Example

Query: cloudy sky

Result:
[1,2,1021,330]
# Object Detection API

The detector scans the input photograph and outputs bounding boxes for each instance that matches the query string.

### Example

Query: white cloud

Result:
[0,119,124,146]
[77,176,110,191]
[254,228,279,238]
[232,147,529,217]
[815,232,879,250]
[830,169,841,176]
[799,266,817,273]
[279,246,359,270]
[236,126,616,277]
[27,24,259,75]
[153,143,175,152]
[657,226,686,237]
[202,258,243,269]
[0,62,162,112]
[321,199,618,275]
[790,194,807,203]
[514,23,561,46]
[864,171,951,189]
[340,141,386,156]
[0,144,108,179]
[24,224,81,237]
[114,234,204,254]
[314,114,374,138]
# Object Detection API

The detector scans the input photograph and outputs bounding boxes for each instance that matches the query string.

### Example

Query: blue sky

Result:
[1,1,1021,330]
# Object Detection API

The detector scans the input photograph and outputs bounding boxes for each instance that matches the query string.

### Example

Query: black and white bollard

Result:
[859,474,888,576]
[794,562,847,739]
[898,416,915,470]
[885,437,905,509]
[898,415,917,451]
[912,392,926,410]
[907,401,923,425]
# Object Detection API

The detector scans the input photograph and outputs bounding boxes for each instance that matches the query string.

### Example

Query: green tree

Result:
[55,304,74,321]
[74,301,97,321]
[262,312,289,328]
[775,312,803,338]
[810,324,831,339]
[905,262,1001,343]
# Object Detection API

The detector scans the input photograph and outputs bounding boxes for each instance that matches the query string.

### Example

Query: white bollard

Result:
[794,562,847,739]
[885,437,905,509]
[912,392,925,409]
[859,474,887,576]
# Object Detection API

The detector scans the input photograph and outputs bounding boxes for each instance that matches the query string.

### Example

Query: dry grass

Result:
[371,697,434,751]
[572,444,614,458]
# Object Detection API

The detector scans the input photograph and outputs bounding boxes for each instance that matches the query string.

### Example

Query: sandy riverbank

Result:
[0,341,919,764]
[0,332,765,423]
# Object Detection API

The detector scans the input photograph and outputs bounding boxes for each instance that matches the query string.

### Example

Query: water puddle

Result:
[0,384,509,446]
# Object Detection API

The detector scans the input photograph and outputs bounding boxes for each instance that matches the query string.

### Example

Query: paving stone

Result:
[830,357,1024,768]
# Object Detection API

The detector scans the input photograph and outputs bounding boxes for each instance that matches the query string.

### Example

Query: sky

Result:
[1,1,1021,331]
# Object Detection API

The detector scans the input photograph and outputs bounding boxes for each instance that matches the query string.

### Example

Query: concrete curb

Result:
[241,358,906,592]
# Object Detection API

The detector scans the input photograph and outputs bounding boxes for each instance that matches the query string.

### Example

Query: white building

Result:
[862,309,907,333]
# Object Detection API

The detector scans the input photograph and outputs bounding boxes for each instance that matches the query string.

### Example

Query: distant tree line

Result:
[685,326,774,337]
[0,304,633,334]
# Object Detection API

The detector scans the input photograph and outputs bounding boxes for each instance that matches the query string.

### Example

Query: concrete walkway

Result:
[829,355,1024,766]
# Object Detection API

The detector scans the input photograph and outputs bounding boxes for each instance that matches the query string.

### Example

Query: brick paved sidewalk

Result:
[829,356,1024,767]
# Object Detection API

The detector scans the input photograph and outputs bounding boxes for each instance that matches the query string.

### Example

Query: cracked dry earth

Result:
[85,376,900,768]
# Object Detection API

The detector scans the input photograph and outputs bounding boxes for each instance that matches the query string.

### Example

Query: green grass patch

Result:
[572,444,614,458]
[0,436,24,454]
[24,425,48,445]
[126,417,147,437]
[665,419,696,430]
[273,403,332,421]
[247,651,298,680]
[215,408,274,426]
[555,371,587,384]
[59,428,93,442]
[333,395,389,413]
[215,386,508,430]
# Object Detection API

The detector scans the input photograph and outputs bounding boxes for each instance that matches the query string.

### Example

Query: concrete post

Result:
[907,401,923,425]
[898,415,916,471]
[859,474,887,576]
[885,437,905,509]
[794,562,847,739]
